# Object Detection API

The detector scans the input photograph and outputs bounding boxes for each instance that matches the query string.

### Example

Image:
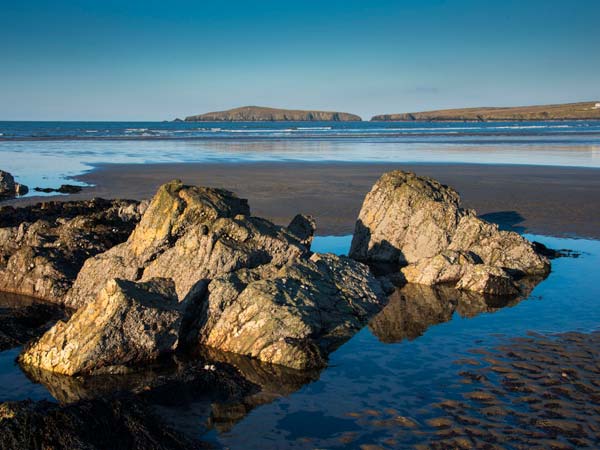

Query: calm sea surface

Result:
[0,234,598,449]
[1,120,600,189]
[1,122,599,447]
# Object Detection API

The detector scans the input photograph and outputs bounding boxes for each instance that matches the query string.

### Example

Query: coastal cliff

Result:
[371,101,600,121]
[185,106,362,122]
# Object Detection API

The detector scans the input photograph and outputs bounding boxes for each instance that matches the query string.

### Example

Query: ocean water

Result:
[0,234,598,449]
[1,120,600,190]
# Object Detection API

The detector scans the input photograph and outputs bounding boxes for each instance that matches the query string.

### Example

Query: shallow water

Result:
[1,120,600,190]
[0,233,598,448]
[200,234,600,448]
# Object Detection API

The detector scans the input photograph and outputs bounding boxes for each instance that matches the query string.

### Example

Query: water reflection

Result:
[369,280,539,344]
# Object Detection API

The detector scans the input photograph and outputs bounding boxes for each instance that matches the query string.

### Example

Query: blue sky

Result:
[1,0,599,120]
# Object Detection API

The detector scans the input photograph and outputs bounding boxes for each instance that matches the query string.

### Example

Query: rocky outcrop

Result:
[185,106,362,122]
[371,101,600,121]
[186,253,385,369]
[350,171,549,295]
[34,184,83,194]
[64,180,309,308]
[0,198,145,303]
[20,278,186,375]
[0,170,28,199]
[22,180,386,373]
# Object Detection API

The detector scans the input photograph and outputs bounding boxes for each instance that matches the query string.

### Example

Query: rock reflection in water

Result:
[0,291,65,351]
[195,347,322,432]
[369,279,540,344]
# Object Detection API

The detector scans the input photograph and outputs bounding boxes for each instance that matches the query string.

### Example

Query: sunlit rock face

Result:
[20,278,185,376]
[350,171,549,295]
[21,180,387,374]
[0,199,144,304]
[186,253,386,370]
[64,180,314,309]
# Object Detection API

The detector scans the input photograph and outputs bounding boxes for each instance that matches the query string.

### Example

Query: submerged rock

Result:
[187,253,385,369]
[0,170,28,199]
[0,198,145,303]
[350,171,549,294]
[20,278,185,375]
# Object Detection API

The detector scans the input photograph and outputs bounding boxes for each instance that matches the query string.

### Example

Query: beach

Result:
[10,162,600,239]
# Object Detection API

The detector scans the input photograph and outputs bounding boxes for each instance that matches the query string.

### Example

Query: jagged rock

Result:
[24,180,386,373]
[65,180,311,308]
[401,250,480,285]
[401,250,518,296]
[187,253,385,369]
[447,215,549,276]
[0,170,28,199]
[454,265,519,296]
[0,397,206,450]
[20,278,185,375]
[0,198,145,303]
[350,171,549,294]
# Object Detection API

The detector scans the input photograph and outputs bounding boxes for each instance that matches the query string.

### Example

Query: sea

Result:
[1,120,600,448]
[1,120,600,190]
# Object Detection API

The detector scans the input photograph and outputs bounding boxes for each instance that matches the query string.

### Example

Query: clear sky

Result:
[1,0,599,121]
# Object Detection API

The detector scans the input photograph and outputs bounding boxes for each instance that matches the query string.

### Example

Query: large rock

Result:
[64,180,311,308]
[0,170,28,199]
[0,198,144,304]
[186,253,385,369]
[23,180,386,373]
[350,171,549,294]
[20,278,185,375]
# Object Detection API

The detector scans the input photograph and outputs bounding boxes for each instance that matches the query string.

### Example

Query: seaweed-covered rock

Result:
[0,397,206,450]
[0,198,145,303]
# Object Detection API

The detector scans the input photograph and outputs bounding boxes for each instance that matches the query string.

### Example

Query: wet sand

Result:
[9,162,600,239]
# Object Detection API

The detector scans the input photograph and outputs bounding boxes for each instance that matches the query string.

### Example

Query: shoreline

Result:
[7,161,600,239]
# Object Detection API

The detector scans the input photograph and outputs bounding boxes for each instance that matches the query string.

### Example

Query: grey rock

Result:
[187,253,386,369]
[0,199,144,303]
[65,180,310,308]
[350,171,549,294]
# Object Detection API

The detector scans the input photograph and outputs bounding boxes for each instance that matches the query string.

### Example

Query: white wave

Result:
[124,128,149,133]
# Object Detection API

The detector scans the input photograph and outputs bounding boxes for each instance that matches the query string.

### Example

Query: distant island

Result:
[184,106,362,122]
[371,101,600,121]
